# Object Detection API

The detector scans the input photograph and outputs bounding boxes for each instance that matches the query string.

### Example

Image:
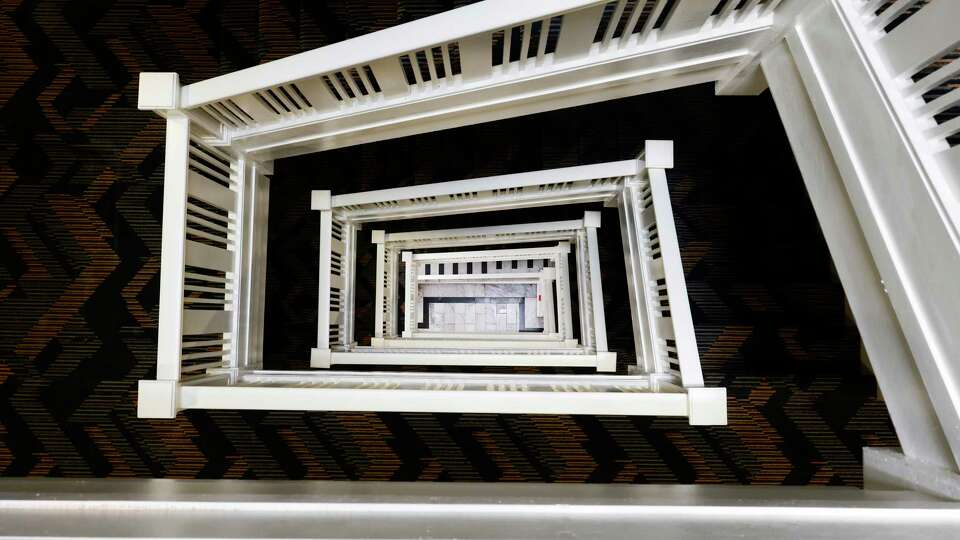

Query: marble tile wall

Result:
[420,283,537,298]
[415,282,545,333]
[427,302,522,333]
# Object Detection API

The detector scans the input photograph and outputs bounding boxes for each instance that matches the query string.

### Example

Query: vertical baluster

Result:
[425,49,439,83]
[868,0,917,30]
[519,22,533,68]
[536,17,550,61]
[283,86,310,110]
[203,103,237,128]
[602,0,629,48]
[216,101,249,126]
[734,0,764,21]
[341,70,364,100]
[329,74,353,104]
[619,0,645,49]
[271,86,298,111]
[259,88,287,113]
[356,67,377,98]
[502,26,513,68]
[228,93,278,122]
[440,43,454,82]
[639,0,670,40]
[402,252,416,337]
[862,0,887,15]
[876,0,958,77]
[716,0,739,25]
[407,53,425,86]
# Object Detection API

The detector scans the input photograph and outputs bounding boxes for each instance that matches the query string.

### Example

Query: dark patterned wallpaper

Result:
[0,0,897,482]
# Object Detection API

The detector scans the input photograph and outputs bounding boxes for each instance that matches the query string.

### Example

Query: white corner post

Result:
[387,248,400,338]
[372,230,386,347]
[311,190,333,368]
[554,242,574,338]
[574,229,593,351]
[235,160,271,371]
[342,220,360,348]
[583,217,615,372]
[155,114,190,382]
[557,230,576,342]
[401,251,416,338]
[539,267,557,335]
[618,177,657,375]
[138,111,189,419]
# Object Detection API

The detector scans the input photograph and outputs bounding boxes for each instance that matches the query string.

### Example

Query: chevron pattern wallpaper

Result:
[0,0,898,483]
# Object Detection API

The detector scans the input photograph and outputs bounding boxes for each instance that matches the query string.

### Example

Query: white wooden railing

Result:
[145,0,789,159]
[137,117,243,417]
[316,210,359,355]
[398,245,568,340]
[846,0,960,227]
[834,0,960,466]
[372,216,596,345]
[131,0,960,494]
[136,114,273,418]
[758,0,960,484]
[313,168,622,372]
[618,142,702,387]
[309,141,703,386]
[177,139,238,378]
[130,0,759,422]
[140,68,726,420]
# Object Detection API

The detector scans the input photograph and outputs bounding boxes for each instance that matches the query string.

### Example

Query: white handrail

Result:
[331,160,637,208]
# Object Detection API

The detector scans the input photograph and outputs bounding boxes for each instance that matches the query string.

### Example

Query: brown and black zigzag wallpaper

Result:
[0,0,898,483]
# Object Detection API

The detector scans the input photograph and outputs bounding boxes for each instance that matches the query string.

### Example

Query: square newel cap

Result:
[687,387,727,425]
[138,73,180,110]
[312,191,332,211]
[645,140,674,169]
[137,380,178,419]
[583,211,602,228]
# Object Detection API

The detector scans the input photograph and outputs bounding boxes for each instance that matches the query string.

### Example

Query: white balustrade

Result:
[129,0,960,501]
[137,131,723,422]
[370,215,599,347]
[136,0,784,160]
